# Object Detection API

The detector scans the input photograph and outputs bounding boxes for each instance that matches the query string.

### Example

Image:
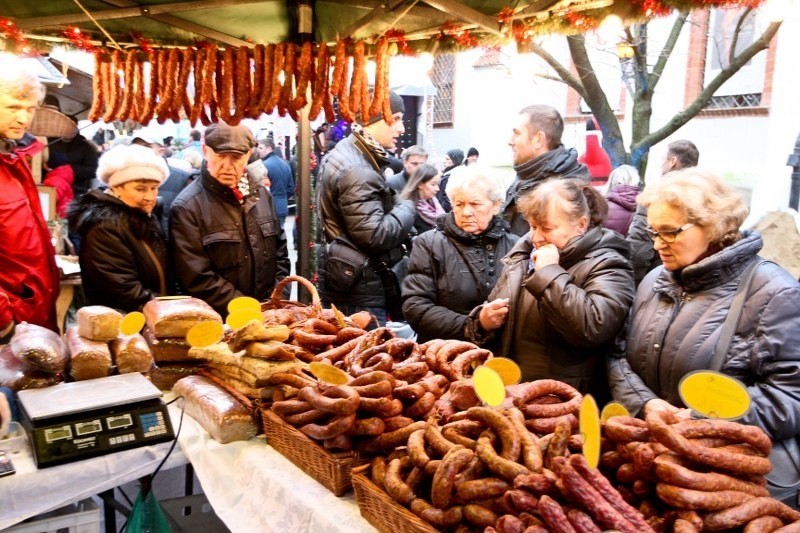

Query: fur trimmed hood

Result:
[68,189,161,241]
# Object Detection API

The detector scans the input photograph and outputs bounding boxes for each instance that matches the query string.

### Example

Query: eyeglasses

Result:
[645,223,695,243]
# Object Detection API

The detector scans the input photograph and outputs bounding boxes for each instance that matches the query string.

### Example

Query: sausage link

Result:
[537,495,577,533]
[313,335,364,363]
[382,415,414,432]
[351,380,393,398]
[271,399,313,417]
[525,414,578,435]
[513,472,555,495]
[673,419,773,456]
[393,383,426,401]
[603,416,650,443]
[566,508,602,533]
[425,417,458,456]
[283,408,328,427]
[299,413,356,440]
[449,348,492,381]
[496,514,527,533]
[323,433,352,451]
[544,419,572,469]
[350,370,396,387]
[335,326,367,343]
[569,454,654,531]
[560,462,639,533]
[403,391,436,419]
[407,430,430,468]
[392,361,429,383]
[370,456,387,489]
[298,385,360,415]
[292,329,337,348]
[456,477,511,501]
[514,379,582,418]
[443,427,476,449]
[467,406,522,461]
[704,497,800,531]
[655,482,753,510]
[347,416,385,436]
[361,420,426,453]
[384,456,416,504]
[431,447,474,509]
[743,515,784,532]
[507,407,543,473]
[653,453,769,497]
[503,489,538,514]
[409,498,463,528]
[646,412,772,476]
[673,518,700,533]
[463,504,498,529]
[476,430,531,481]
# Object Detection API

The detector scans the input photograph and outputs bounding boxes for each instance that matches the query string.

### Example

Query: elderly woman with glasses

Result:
[608,168,800,505]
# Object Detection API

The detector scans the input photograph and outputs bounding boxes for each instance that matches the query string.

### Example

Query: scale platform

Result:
[17,373,175,468]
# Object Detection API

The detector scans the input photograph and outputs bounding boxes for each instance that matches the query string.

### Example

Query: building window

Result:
[685,8,776,114]
[431,54,455,126]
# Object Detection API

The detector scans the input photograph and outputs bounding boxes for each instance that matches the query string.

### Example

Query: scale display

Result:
[17,374,175,468]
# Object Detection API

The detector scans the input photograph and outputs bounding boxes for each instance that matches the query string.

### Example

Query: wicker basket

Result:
[261,408,357,496]
[351,464,438,533]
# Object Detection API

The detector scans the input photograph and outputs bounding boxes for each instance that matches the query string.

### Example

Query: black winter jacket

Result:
[68,190,169,312]
[316,134,416,308]
[502,146,589,236]
[473,226,634,395]
[608,231,800,441]
[402,214,518,343]
[169,167,289,315]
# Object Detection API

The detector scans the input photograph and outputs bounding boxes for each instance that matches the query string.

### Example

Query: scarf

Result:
[351,123,391,171]
[417,197,445,226]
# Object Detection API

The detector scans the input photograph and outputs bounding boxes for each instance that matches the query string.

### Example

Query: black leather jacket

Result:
[169,167,289,315]
[316,135,416,307]
[68,190,169,312]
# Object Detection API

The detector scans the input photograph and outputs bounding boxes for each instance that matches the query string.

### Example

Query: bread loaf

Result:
[189,342,302,384]
[143,298,222,338]
[111,333,154,374]
[142,327,193,362]
[0,345,62,391]
[147,363,203,391]
[77,306,123,341]
[66,326,112,381]
[9,322,68,374]
[204,367,278,400]
[173,375,257,443]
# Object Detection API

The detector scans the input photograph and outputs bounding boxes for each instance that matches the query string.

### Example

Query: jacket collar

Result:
[442,213,508,242]
[200,165,257,206]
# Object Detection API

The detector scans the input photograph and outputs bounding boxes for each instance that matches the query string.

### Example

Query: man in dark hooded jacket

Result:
[316,91,415,325]
[502,105,589,236]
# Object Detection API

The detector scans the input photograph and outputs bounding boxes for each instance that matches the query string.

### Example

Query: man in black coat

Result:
[387,145,428,193]
[169,122,289,315]
[316,91,415,324]
[502,105,589,236]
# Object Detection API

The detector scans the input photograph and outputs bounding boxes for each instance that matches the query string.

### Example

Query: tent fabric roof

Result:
[1,0,705,52]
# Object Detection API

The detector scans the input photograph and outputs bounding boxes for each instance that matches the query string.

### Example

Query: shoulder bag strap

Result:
[709,258,766,371]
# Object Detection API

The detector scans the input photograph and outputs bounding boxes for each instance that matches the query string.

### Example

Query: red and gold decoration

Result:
[87,38,393,126]
[62,27,96,52]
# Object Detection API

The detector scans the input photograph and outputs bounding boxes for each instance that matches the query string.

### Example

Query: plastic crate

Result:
[5,499,99,533]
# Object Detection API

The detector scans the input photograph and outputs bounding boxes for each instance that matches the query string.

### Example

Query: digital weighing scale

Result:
[17,373,175,468]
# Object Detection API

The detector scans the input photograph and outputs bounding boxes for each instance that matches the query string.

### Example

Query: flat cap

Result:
[204,122,256,155]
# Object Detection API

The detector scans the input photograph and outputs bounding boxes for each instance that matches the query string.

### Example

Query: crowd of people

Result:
[1,53,798,506]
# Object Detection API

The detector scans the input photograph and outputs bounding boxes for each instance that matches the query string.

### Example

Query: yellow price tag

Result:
[226,309,264,329]
[679,370,750,420]
[227,296,261,314]
[186,321,224,348]
[580,394,601,469]
[600,401,630,422]
[473,366,505,407]
[308,361,348,385]
[119,312,146,336]
[483,357,521,386]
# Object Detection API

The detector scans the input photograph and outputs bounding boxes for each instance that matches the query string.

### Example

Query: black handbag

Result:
[323,236,370,293]
[710,258,800,508]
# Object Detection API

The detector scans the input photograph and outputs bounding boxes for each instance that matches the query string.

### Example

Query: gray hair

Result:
[606,165,640,191]
[0,53,45,102]
[401,145,428,161]
[445,165,505,204]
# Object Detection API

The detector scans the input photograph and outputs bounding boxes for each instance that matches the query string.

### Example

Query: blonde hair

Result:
[0,53,45,102]
[637,168,748,246]
[606,165,640,192]
[519,178,608,228]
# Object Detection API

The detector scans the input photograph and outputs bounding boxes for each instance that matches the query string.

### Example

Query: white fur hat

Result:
[97,144,169,187]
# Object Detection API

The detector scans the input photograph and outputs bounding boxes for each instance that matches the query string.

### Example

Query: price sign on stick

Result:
[580,394,601,469]
[186,321,224,348]
[600,401,630,422]
[473,366,505,407]
[308,361,349,385]
[483,358,522,386]
[227,296,261,314]
[679,370,750,420]
[119,312,145,336]
[226,309,263,329]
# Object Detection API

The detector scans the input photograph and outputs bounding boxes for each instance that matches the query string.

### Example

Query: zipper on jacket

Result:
[653,288,685,393]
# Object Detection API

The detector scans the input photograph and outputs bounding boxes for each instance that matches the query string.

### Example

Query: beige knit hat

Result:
[97,144,169,188]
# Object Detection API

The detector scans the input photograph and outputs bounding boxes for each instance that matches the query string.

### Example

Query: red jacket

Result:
[43,164,74,219]
[0,137,59,331]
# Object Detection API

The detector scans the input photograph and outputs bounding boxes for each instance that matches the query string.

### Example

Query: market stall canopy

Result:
[1,0,724,51]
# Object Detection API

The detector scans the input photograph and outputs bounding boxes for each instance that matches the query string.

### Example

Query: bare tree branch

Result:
[730,7,754,66]
[648,12,689,91]
[527,41,587,100]
[635,20,781,153]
